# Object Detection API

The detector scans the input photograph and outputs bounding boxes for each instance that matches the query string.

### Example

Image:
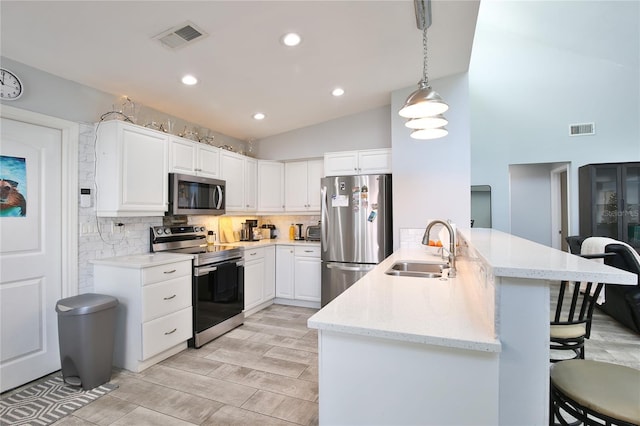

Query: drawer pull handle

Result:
[163,269,177,274]
[305,250,313,253]
[163,294,176,300]
[250,252,257,256]
[164,328,177,335]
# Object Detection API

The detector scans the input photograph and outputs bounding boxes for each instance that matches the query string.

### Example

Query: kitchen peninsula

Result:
[308,228,637,425]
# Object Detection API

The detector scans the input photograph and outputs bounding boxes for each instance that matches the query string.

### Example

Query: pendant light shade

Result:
[399,0,448,140]
[405,114,448,129]
[399,83,449,119]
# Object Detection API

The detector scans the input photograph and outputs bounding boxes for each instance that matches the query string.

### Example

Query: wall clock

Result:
[0,68,24,100]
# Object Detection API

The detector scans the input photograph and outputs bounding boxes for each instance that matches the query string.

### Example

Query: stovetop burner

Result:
[150,226,242,266]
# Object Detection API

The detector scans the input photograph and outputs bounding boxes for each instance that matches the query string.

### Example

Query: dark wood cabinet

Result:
[579,162,640,249]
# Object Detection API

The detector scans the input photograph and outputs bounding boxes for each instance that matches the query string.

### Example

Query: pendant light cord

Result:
[422,8,429,86]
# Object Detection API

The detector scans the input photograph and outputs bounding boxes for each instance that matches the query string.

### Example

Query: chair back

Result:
[552,280,604,339]
[565,235,587,255]
[604,244,640,285]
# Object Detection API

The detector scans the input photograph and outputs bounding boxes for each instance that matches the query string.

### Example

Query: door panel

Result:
[321,261,375,307]
[1,117,62,392]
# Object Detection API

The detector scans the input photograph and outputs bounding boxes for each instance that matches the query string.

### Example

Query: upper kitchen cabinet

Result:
[95,120,168,217]
[168,136,220,178]
[220,150,257,212]
[324,148,391,176]
[285,159,323,213]
[258,160,285,213]
[579,162,640,249]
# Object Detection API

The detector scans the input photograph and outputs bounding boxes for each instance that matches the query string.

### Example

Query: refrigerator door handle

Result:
[321,186,328,252]
[326,263,375,272]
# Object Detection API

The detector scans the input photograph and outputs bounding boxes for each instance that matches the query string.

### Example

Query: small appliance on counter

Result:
[261,224,277,239]
[294,224,304,240]
[240,219,259,241]
[306,222,321,241]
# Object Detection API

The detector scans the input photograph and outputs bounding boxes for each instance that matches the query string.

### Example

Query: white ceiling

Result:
[0,1,480,141]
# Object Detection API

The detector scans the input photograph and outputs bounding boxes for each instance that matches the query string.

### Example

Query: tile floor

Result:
[4,299,638,426]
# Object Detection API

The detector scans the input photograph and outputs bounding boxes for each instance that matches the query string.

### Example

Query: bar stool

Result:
[550,360,640,426]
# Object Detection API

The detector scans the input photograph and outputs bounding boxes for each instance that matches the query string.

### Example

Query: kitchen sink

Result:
[384,261,448,278]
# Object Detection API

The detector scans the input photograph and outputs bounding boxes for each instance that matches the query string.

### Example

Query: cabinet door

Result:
[275,246,295,299]
[263,245,276,300]
[196,145,220,178]
[622,164,640,249]
[169,137,196,174]
[591,165,621,240]
[294,255,321,302]
[285,161,309,211]
[244,257,265,311]
[358,149,392,174]
[307,159,324,211]
[220,151,245,211]
[258,161,285,212]
[120,125,168,213]
[245,158,257,211]
[324,151,358,176]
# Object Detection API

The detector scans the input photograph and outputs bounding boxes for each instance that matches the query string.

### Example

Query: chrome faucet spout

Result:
[421,219,457,278]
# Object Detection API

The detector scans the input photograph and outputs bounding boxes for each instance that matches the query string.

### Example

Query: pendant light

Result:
[399,0,448,139]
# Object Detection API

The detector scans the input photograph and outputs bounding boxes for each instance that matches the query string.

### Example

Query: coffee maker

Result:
[246,219,259,241]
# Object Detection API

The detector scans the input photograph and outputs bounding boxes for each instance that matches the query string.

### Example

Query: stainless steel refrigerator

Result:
[320,174,392,306]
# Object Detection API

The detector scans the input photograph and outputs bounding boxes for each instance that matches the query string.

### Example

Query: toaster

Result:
[305,224,321,241]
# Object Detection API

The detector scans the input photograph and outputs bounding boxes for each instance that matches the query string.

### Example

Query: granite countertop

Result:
[90,252,195,268]
[307,228,636,353]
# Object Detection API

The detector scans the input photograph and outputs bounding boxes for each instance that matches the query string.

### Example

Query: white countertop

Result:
[308,228,636,352]
[220,239,320,249]
[90,252,194,268]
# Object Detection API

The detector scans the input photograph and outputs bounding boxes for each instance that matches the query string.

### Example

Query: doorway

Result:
[0,106,78,392]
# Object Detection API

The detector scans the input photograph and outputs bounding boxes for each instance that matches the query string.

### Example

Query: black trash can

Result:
[55,293,118,390]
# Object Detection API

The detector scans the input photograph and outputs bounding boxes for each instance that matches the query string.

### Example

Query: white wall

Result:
[509,163,553,246]
[256,105,391,160]
[470,1,640,235]
[391,73,471,249]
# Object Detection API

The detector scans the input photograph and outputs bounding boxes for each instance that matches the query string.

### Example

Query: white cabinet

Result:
[275,244,321,306]
[284,159,323,212]
[264,245,276,300]
[169,137,220,178]
[244,247,265,311]
[95,120,168,216]
[93,257,192,373]
[294,246,321,302]
[258,161,285,213]
[275,245,295,299]
[220,150,257,212]
[324,149,391,176]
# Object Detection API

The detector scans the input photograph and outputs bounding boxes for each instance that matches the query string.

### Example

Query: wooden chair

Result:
[550,280,604,363]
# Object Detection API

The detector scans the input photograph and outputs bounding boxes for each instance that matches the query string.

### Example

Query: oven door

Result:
[193,259,244,335]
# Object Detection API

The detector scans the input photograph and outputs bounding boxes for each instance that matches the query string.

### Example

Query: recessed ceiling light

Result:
[253,112,266,120]
[181,74,198,85]
[281,32,302,47]
[332,88,345,97]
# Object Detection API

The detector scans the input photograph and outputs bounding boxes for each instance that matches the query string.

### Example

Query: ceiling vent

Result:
[154,21,207,50]
[569,122,595,136]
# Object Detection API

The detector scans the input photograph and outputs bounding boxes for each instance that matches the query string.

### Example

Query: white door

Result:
[0,108,77,393]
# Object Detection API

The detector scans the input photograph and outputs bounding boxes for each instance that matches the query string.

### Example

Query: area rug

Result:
[0,375,118,426]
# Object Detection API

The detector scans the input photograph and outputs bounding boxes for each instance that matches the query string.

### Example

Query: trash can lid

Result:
[56,293,118,315]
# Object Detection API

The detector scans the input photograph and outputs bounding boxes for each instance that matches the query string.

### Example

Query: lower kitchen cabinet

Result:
[93,257,193,373]
[244,246,276,314]
[276,244,321,307]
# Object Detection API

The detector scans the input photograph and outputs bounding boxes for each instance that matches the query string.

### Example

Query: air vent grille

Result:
[569,123,595,136]
[154,22,207,50]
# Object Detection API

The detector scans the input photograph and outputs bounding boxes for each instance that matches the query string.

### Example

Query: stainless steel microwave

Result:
[168,173,225,216]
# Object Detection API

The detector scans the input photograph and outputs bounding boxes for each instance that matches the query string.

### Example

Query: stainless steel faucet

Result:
[422,220,457,278]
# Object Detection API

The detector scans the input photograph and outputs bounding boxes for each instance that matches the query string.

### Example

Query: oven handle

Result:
[195,266,217,276]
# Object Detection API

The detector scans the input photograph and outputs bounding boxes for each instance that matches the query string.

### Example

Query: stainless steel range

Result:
[150,225,244,348]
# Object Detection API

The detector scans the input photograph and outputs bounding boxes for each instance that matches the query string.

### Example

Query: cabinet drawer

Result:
[142,307,192,360]
[295,246,321,257]
[244,247,265,260]
[142,260,191,285]
[142,276,192,322]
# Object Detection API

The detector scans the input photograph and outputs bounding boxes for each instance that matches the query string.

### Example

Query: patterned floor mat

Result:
[0,375,117,425]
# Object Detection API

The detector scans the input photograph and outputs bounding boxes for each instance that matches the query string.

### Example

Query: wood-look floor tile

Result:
[73,394,136,425]
[241,322,309,339]
[207,363,254,381]
[201,405,297,426]
[205,348,308,378]
[139,364,256,406]
[242,390,319,425]
[245,315,310,331]
[110,406,196,426]
[160,352,224,375]
[212,368,318,402]
[264,345,318,366]
[51,415,97,426]
[299,364,318,384]
[247,331,318,353]
[109,375,223,424]
[223,326,257,340]
[204,335,274,355]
